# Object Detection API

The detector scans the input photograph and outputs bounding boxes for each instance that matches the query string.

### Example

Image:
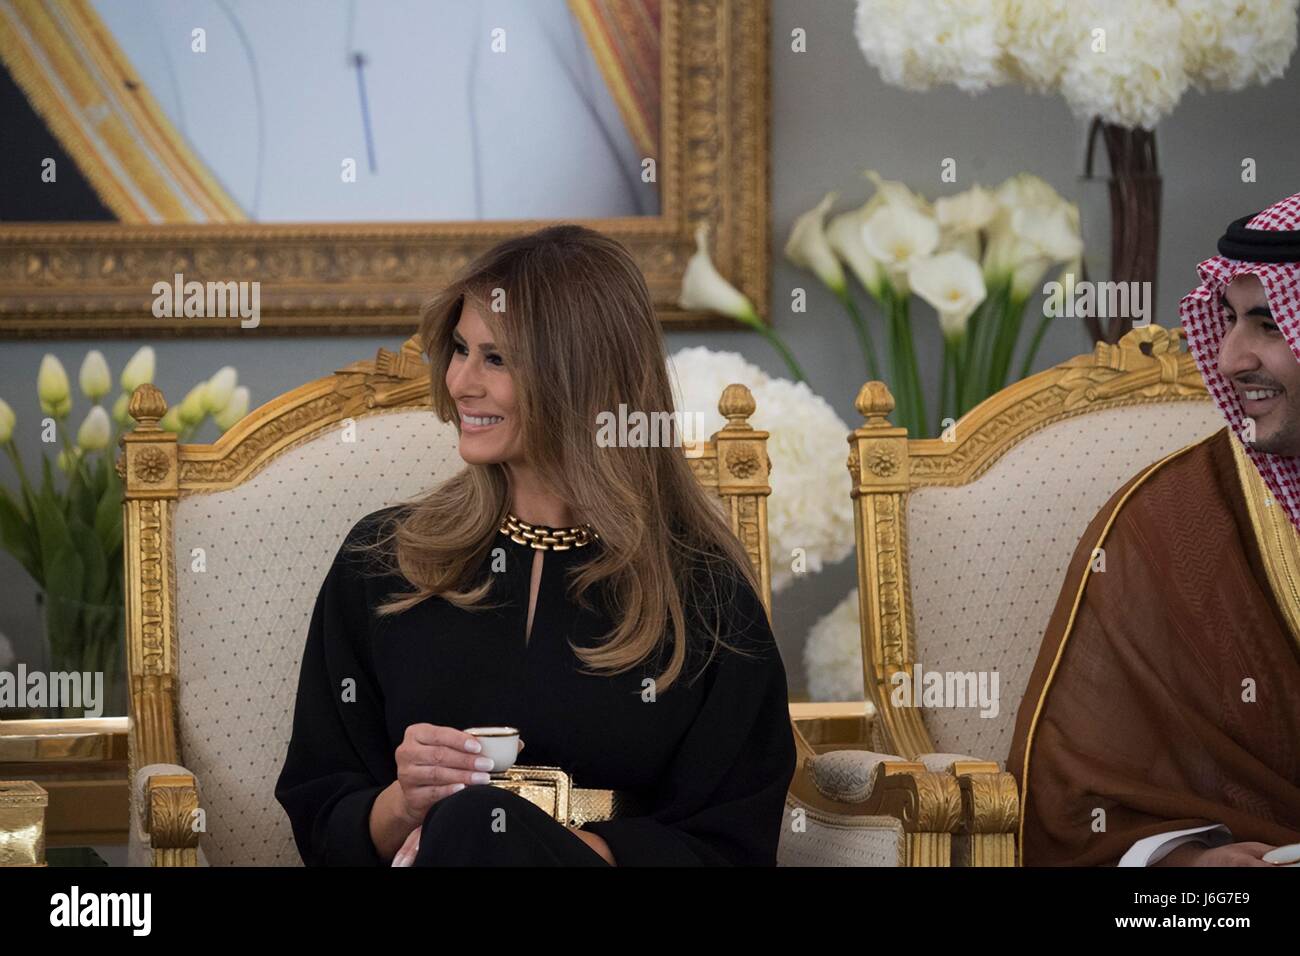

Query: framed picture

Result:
[0,0,769,336]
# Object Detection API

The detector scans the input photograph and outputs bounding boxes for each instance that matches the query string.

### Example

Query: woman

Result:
[274,224,797,866]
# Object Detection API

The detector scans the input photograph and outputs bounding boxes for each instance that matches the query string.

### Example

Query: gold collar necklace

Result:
[499,512,599,550]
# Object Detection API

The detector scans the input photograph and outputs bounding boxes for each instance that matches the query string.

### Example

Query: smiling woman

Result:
[273,223,797,867]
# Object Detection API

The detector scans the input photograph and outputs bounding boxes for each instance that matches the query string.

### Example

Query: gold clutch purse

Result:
[487,765,642,826]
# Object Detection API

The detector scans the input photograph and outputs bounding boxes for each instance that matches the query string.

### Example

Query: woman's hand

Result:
[393,724,504,827]
[390,733,522,868]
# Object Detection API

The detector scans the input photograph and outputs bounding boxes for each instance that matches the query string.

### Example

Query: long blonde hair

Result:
[350,224,763,692]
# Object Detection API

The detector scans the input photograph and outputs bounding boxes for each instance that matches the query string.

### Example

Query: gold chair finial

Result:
[854,380,895,426]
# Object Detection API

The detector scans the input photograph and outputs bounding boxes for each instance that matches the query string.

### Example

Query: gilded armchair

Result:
[117,333,918,866]
[807,325,1224,866]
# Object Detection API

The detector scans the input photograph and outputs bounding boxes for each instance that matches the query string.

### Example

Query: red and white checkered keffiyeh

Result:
[1180,192,1300,535]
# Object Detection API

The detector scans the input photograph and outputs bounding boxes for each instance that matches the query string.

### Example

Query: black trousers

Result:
[412,785,610,866]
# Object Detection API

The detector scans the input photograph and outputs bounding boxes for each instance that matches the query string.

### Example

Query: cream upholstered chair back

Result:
[847,325,1224,767]
[119,335,773,866]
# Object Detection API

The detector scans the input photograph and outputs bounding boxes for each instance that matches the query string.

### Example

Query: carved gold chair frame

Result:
[118,333,795,865]
[844,324,1213,866]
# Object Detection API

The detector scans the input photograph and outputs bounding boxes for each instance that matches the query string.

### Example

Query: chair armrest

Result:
[785,721,961,866]
[912,753,1020,866]
[133,762,202,866]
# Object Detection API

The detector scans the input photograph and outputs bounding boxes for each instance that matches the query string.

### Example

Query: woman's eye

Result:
[452,342,468,355]
[486,353,504,367]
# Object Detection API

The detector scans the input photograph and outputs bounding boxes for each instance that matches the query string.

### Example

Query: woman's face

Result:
[445,301,525,466]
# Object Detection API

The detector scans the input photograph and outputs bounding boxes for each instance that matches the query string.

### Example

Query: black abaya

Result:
[273,507,797,866]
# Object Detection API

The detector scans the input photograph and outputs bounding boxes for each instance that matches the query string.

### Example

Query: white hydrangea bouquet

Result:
[853,0,1298,343]
[785,171,1081,438]
[667,347,855,595]
[0,349,249,715]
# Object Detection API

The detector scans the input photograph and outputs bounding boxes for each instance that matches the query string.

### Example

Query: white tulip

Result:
[0,398,14,444]
[177,384,208,427]
[827,205,887,300]
[112,392,133,428]
[76,405,112,452]
[159,406,184,434]
[204,366,238,413]
[678,223,761,325]
[214,386,250,432]
[909,252,987,340]
[79,351,111,402]
[860,202,940,290]
[37,355,71,417]
[56,447,83,473]
[785,192,846,294]
[120,346,156,395]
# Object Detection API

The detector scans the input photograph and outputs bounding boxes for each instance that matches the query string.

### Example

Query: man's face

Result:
[1218,272,1300,456]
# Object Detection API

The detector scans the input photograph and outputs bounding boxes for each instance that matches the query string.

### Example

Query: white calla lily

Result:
[863,169,930,215]
[785,192,846,294]
[909,252,987,340]
[79,351,111,402]
[860,202,940,291]
[76,405,112,452]
[679,223,760,325]
[827,205,887,300]
[935,185,1000,236]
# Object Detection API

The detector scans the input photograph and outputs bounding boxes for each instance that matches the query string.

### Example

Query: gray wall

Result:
[2,0,1298,697]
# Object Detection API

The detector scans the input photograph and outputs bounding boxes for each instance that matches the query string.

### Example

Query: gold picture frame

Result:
[0,0,770,338]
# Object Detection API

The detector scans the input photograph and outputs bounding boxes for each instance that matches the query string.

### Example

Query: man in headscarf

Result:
[1006,193,1300,867]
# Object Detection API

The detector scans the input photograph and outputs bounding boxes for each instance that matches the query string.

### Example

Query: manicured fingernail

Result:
[452,783,466,793]
[471,772,491,784]
[464,739,482,752]
[474,757,495,771]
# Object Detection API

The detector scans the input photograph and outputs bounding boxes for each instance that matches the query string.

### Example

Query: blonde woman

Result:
[275,224,796,866]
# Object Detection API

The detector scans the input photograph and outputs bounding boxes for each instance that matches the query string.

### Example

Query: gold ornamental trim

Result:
[848,325,1215,763]
[0,0,770,337]
[0,0,244,223]
[1229,432,1300,655]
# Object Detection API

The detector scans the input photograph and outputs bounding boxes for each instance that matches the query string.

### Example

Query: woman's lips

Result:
[460,414,505,433]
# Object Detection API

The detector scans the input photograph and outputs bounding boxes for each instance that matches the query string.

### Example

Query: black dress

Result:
[274,507,797,866]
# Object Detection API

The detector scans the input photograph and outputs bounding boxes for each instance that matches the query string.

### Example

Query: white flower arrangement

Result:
[802,588,866,701]
[855,0,1299,129]
[668,347,855,593]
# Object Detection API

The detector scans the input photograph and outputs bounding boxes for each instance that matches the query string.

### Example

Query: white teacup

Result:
[464,726,520,774]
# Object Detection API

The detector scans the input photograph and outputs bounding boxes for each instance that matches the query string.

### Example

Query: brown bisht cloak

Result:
[1006,425,1300,866]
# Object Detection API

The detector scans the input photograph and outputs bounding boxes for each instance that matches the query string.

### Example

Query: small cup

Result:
[463,726,520,774]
